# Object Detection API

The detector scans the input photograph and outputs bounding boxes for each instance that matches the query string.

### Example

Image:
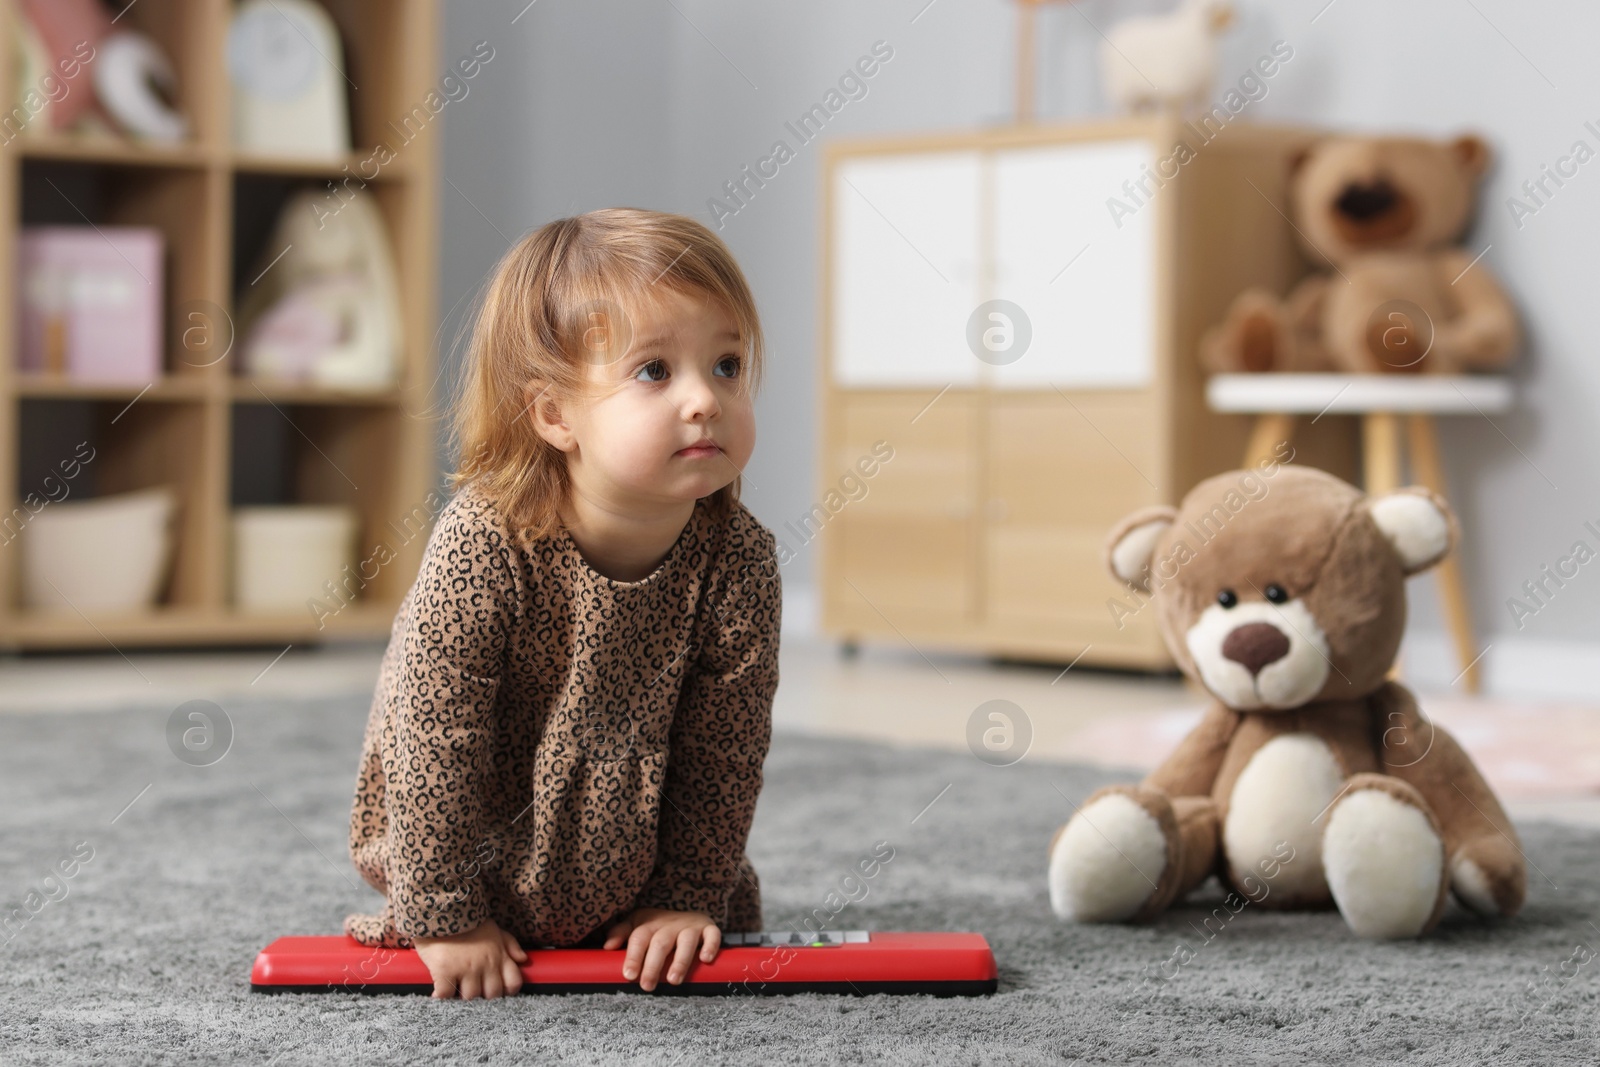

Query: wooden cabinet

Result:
[818,118,1358,670]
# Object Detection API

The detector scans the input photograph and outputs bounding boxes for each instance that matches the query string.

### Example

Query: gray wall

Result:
[437,0,1600,697]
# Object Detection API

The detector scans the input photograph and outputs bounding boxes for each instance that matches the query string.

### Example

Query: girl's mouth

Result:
[677,442,720,458]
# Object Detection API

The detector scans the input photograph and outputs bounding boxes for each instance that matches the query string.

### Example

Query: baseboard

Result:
[1400,630,1600,701]
[788,579,1599,702]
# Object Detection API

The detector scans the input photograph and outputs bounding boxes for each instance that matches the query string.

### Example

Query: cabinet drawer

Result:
[987,391,1162,526]
[829,512,976,623]
[831,391,978,515]
[984,523,1159,640]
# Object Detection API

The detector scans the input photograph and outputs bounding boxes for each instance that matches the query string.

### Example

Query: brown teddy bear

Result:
[1200,134,1519,374]
[1047,464,1525,938]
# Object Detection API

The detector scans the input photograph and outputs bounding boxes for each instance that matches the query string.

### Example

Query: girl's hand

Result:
[413,918,529,1000]
[603,908,721,991]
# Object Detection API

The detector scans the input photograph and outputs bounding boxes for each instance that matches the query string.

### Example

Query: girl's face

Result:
[540,286,755,511]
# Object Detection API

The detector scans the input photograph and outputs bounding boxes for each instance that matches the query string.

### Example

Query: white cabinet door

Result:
[990,139,1157,389]
[831,151,982,387]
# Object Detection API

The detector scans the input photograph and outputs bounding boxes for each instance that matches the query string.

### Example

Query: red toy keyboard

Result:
[251,930,997,996]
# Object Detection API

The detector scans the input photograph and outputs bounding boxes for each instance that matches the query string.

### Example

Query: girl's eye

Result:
[633,359,668,383]
[714,355,741,378]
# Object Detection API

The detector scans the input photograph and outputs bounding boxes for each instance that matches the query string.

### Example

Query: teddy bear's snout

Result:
[1335,178,1398,220]
[1221,622,1291,676]
[1332,177,1417,245]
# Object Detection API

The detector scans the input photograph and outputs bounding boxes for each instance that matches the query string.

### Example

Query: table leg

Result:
[1362,413,1406,682]
[1407,414,1483,694]
[1362,412,1402,495]
[1244,413,1296,468]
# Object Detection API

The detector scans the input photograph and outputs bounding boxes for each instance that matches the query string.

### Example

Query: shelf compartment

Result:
[229,400,416,608]
[230,170,416,391]
[105,0,226,147]
[19,158,223,381]
[13,398,217,612]
[316,0,433,159]
[8,0,225,155]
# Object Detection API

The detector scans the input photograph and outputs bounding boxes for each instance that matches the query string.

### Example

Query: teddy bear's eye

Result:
[1265,584,1289,604]
[1217,589,1238,609]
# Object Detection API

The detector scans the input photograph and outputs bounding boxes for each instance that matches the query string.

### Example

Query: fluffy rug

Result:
[0,694,1596,1066]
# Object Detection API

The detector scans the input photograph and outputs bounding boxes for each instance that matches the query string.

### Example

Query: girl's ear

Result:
[525,380,576,452]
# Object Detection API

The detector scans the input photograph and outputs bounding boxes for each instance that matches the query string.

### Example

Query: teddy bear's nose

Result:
[1221,622,1291,676]
[1335,179,1399,220]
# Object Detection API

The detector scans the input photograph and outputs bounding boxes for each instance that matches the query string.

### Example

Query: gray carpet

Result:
[1,693,1597,1066]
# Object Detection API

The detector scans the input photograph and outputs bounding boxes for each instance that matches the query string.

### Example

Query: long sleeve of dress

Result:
[381,497,519,941]
[633,524,781,921]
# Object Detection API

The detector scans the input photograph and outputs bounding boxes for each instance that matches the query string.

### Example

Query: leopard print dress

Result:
[344,482,780,949]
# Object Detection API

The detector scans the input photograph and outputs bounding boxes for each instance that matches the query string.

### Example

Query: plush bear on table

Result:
[1047,464,1525,939]
[1200,134,1519,375]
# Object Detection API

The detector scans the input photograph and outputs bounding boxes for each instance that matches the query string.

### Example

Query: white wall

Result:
[438,0,1600,699]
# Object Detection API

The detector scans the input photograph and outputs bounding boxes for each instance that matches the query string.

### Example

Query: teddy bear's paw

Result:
[1448,837,1527,919]
[1449,855,1499,916]
[1323,786,1445,939]
[1203,290,1289,373]
[1047,792,1168,922]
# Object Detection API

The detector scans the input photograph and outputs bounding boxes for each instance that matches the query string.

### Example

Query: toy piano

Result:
[251,930,997,996]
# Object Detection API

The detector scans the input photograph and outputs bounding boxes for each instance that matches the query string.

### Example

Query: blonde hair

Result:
[448,208,766,540]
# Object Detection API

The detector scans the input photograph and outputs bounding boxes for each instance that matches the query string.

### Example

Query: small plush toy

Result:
[1100,0,1236,114]
[1048,464,1525,939]
[236,187,402,390]
[1201,134,1519,374]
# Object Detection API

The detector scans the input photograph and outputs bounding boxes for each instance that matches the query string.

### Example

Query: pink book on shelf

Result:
[17,226,164,382]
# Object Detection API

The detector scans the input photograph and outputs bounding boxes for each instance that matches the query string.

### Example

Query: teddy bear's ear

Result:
[1450,134,1492,178]
[1104,506,1178,591]
[1364,488,1457,576]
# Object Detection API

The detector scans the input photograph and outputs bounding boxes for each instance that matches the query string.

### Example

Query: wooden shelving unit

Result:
[0,0,441,650]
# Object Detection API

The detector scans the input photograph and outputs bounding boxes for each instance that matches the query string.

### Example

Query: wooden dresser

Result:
[815,116,1357,669]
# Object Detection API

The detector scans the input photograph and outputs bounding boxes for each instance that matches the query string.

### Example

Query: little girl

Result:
[344,208,782,1000]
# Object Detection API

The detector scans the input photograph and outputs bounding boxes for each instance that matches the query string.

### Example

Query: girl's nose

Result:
[675,373,721,422]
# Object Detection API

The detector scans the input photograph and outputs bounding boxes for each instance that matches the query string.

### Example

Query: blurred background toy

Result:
[18,225,164,382]
[94,28,188,143]
[227,0,352,157]
[12,0,187,142]
[235,188,402,390]
[1201,134,1519,375]
[1100,0,1237,113]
